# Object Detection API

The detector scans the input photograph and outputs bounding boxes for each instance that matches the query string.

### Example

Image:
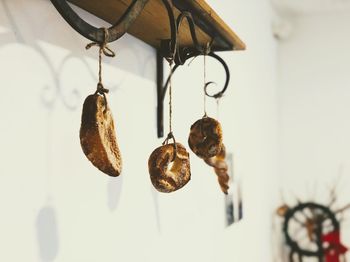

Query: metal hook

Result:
[204,52,230,99]
[159,0,178,63]
[173,11,217,64]
[162,52,230,100]
[50,0,149,43]
[175,11,203,64]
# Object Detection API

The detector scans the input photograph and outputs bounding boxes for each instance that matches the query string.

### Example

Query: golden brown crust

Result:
[148,143,191,193]
[204,144,230,194]
[188,117,223,159]
[80,94,122,177]
[188,117,228,193]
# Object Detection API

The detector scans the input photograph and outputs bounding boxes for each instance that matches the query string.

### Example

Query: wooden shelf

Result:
[68,0,246,52]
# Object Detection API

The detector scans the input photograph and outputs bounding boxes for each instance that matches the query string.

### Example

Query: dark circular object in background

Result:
[283,202,339,258]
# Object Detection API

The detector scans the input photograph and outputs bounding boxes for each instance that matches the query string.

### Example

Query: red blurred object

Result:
[322,231,348,262]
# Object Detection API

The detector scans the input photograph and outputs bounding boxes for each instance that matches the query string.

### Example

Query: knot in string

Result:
[85,28,116,58]
[162,131,176,146]
[94,83,109,112]
[85,41,115,57]
[85,28,116,86]
[203,41,212,56]
[162,131,178,162]
[86,28,115,111]
[95,82,109,95]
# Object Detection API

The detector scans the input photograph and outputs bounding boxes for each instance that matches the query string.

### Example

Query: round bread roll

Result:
[188,117,223,159]
[80,93,122,177]
[148,143,191,193]
[204,144,230,194]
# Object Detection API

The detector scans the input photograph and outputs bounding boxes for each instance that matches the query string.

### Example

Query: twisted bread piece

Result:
[80,94,122,177]
[204,144,230,194]
[188,117,229,194]
[148,143,191,193]
[188,117,223,159]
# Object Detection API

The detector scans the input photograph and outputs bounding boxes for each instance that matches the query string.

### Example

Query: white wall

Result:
[0,0,279,261]
[278,12,350,259]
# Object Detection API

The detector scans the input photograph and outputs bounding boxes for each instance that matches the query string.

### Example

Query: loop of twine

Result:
[85,28,115,111]
[162,131,178,162]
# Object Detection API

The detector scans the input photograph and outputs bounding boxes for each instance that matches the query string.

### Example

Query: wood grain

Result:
[68,0,245,51]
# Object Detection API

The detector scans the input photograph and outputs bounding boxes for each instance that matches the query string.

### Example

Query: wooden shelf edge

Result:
[176,0,246,51]
[68,0,246,52]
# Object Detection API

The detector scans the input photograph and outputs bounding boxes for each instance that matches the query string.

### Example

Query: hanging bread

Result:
[188,117,223,159]
[80,93,122,177]
[148,143,191,193]
[204,144,230,194]
[188,116,230,194]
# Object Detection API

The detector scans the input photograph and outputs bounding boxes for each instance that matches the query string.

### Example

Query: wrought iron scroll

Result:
[162,52,230,100]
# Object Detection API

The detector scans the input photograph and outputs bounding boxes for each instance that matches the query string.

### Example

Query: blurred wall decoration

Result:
[276,1,350,260]
[276,182,350,261]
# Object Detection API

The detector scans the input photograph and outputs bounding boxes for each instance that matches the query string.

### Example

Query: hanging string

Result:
[216,97,221,120]
[162,0,178,160]
[85,28,115,110]
[163,61,177,147]
[162,0,176,146]
[169,0,175,136]
[169,61,174,134]
[203,51,208,118]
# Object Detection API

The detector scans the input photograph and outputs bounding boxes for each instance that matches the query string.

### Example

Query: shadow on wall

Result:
[0,0,155,81]
[107,177,123,211]
[0,0,150,114]
[151,186,161,233]
[36,205,59,262]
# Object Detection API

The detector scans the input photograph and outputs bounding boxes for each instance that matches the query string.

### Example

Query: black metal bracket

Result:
[49,0,232,138]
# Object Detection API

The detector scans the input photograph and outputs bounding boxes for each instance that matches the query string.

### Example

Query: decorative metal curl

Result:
[162,52,230,100]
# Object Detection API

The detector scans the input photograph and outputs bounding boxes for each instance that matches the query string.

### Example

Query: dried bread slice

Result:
[80,94,122,177]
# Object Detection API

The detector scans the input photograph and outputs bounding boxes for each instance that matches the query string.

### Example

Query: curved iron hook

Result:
[160,0,178,62]
[175,11,206,65]
[162,52,230,100]
[204,52,230,99]
[50,0,149,43]
[49,0,177,58]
